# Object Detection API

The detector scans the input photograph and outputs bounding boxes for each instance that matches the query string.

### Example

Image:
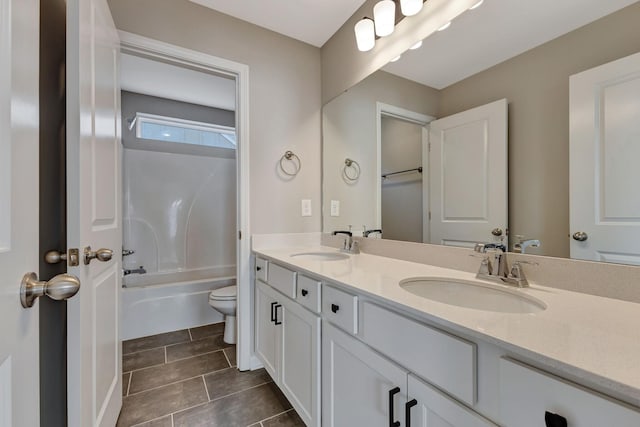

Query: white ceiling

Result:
[382,0,639,89]
[189,0,367,47]
[120,54,237,111]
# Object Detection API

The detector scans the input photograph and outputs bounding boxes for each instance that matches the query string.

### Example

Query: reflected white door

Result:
[429,99,508,248]
[66,0,122,425]
[570,52,640,265]
[0,0,40,425]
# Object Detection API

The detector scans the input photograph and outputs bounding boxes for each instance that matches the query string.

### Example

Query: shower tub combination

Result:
[121,266,235,341]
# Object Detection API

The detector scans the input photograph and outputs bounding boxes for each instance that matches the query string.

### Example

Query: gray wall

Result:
[439,2,640,258]
[109,0,322,234]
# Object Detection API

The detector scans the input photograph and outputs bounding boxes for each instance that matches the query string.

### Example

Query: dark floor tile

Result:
[116,377,207,427]
[224,346,236,367]
[166,335,231,363]
[124,347,165,372]
[173,382,291,427]
[135,415,173,427]
[189,323,225,341]
[129,351,229,394]
[262,410,305,427]
[123,372,131,396]
[123,330,191,354]
[204,367,271,400]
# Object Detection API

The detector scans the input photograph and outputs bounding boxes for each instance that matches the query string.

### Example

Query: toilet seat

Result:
[209,285,237,301]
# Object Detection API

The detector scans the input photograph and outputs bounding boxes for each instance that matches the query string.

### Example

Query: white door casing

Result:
[0,0,40,425]
[429,99,508,248]
[67,0,122,426]
[570,52,640,265]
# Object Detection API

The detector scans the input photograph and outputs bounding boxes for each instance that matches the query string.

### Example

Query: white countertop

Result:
[253,245,640,407]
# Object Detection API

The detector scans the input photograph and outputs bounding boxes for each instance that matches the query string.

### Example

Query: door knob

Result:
[45,248,80,266]
[491,228,503,237]
[20,272,80,308]
[84,246,113,265]
[572,231,588,242]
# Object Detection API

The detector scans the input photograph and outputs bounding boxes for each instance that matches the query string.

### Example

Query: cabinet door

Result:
[255,280,280,380]
[406,375,497,427]
[281,298,321,427]
[323,322,407,427]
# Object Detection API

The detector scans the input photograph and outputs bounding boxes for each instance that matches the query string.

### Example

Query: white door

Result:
[0,0,40,425]
[406,375,497,427]
[322,322,407,427]
[66,0,122,426]
[429,99,508,248]
[570,52,640,265]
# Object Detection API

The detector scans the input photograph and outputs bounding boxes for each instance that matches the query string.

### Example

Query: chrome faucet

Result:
[473,243,533,288]
[332,230,360,254]
[513,237,541,254]
[123,266,146,276]
[363,228,382,238]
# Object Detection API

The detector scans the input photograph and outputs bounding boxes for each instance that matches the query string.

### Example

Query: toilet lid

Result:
[210,285,237,300]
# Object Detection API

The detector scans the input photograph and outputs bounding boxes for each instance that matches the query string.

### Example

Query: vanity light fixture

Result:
[400,0,423,17]
[469,0,484,10]
[354,18,376,52]
[409,40,423,50]
[437,21,452,31]
[373,0,396,37]
[390,55,402,62]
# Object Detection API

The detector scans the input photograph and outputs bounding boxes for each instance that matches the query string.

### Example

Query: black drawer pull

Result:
[270,302,278,322]
[388,387,400,427]
[301,289,308,296]
[274,304,282,325]
[256,266,262,271]
[545,411,567,427]
[406,399,417,427]
[331,303,340,313]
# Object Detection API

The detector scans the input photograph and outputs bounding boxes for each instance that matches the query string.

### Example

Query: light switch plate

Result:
[301,199,312,217]
[330,200,340,217]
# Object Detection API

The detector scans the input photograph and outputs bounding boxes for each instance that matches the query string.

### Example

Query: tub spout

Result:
[123,266,146,276]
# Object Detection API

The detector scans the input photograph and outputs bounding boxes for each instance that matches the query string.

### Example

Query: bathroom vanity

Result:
[253,244,640,427]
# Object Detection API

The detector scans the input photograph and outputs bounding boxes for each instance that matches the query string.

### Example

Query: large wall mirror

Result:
[322,0,640,265]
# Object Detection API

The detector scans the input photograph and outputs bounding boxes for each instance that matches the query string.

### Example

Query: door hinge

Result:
[428,211,432,221]
[238,230,242,240]
[428,142,431,152]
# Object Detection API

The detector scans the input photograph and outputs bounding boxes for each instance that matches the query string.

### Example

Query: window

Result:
[134,113,236,150]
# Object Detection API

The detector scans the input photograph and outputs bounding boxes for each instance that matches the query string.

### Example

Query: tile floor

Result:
[117,323,305,427]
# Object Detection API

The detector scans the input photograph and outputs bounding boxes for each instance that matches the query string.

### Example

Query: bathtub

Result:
[121,267,236,341]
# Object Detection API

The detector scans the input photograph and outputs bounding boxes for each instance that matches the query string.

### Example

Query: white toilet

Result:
[208,285,237,344]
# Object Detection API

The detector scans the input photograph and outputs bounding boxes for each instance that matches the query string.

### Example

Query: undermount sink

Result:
[290,251,350,261]
[400,277,546,314]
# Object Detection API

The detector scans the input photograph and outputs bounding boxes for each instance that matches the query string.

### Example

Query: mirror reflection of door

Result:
[381,116,427,242]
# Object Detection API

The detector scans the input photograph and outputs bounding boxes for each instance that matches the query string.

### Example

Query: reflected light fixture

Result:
[469,0,484,10]
[373,0,396,37]
[409,40,423,50]
[437,21,452,31]
[390,55,402,62]
[354,18,375,52]
[400,0,423,16]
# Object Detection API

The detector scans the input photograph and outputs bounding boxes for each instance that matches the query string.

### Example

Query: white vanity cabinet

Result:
[254,262,321,427]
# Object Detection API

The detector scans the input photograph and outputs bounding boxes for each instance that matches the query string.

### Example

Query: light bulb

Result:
[409,40,423,50]
[469,0,484,10]
[354,18,375,52]
[374,0,396,37]
[390,55,401,63]
[400,0,423,16]
[437,21,451,31]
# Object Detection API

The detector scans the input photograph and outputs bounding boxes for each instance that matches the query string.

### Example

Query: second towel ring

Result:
[279,150,301,177]
[343,158,360,182]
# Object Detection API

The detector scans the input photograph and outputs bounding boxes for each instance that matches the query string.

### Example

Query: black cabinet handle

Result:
[405,399,417,427]
[301,289,308,296]
[256,266,262,271]
[270,302,278,322]
[274,304,282,325]
[331,303,340,313]
[545,411,567,427]
[388,387,400,427]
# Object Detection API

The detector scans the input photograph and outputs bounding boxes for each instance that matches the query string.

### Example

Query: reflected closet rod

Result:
[381,167,422,179]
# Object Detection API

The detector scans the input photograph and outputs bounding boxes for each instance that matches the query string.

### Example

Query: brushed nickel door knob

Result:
[84,246,114,265]
[491,228,503,237]
[20,272,81,308]
[572,231,588,242]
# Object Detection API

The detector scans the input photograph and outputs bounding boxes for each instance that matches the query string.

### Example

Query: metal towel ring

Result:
[343,158,361,182]
[279,150,301,176]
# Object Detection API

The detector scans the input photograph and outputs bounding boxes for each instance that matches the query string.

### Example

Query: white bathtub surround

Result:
[121,276,235,340]
[321,233,640,304]
[254,243,640,408]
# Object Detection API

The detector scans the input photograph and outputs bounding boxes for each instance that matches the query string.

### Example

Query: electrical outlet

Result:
[330,200,340,217]
[301,199,312,217]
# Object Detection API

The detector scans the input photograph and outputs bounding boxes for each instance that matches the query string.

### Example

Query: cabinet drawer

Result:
[499,358,640,427]
[267,263,297,299]
[255,257,268,282]
[297,274,321,313]
[361,302,476,405]
[322,285,358,334]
